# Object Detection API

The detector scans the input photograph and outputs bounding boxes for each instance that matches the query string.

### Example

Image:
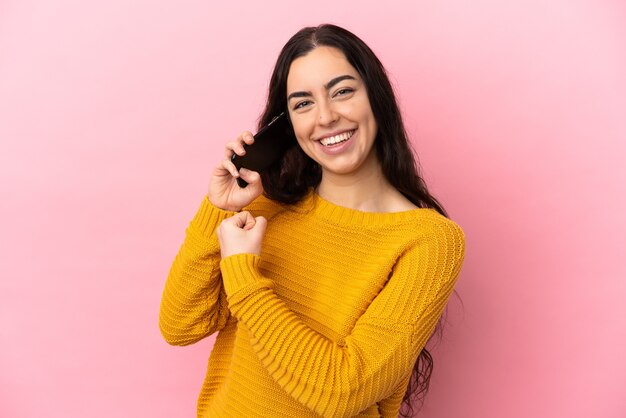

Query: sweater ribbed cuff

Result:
[190,196,236,238]
[220,253,272,298]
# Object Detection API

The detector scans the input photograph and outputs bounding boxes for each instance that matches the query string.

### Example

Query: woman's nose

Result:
[317,101,338,126]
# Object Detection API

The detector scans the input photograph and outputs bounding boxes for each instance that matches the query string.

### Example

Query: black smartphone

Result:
[231,112,296,188]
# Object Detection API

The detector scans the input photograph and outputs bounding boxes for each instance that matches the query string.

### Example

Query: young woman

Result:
[159,24,465,418]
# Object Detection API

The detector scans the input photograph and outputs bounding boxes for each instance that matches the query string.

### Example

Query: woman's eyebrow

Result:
[325,74,356,90]
[287,74,357,101]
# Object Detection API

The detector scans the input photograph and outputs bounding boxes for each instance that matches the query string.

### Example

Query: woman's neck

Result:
[316,161,397,213]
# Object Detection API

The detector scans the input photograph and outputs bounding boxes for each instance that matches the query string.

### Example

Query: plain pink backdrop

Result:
[1,1,625,417]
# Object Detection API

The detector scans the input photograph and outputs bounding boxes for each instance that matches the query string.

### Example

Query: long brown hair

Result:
[258,24,449,416]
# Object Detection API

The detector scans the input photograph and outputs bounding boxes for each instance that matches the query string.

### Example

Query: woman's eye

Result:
[294,100,311,110]
[334,88,354,97]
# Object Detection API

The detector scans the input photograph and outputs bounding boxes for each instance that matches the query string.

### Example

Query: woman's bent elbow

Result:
[158,313,205,346]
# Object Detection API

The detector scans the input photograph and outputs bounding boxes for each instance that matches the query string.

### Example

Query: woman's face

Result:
[286,46,378,178]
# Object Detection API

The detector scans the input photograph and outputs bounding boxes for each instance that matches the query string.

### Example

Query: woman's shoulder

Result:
[403,210,466,271]
[386,191,464,241]
[372,189,465,255]
[391,209,465,255]
[420,212,465,249]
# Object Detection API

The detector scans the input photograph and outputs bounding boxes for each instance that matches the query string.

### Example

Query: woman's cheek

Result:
[292,116,313,145]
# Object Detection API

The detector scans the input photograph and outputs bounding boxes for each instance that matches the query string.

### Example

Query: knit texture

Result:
[159,191,465,418]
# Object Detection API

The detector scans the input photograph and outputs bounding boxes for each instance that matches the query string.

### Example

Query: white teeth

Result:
[320,130,354,146]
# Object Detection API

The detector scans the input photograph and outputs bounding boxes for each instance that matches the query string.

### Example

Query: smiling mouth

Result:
[319,130,355,147]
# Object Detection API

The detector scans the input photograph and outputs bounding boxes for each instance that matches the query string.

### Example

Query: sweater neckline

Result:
[296,189,438,227]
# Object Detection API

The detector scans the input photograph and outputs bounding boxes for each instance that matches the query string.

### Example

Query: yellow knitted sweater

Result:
[159,190,465,418]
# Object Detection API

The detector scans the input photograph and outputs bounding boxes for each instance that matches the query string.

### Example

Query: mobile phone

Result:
[231,112,296,188]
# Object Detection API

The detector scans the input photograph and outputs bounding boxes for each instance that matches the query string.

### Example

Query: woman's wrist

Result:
[207,195,242,212]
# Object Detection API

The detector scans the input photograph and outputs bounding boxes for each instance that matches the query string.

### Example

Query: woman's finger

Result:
[227,211,255,229]
[242,212,256,231]
[224,140,245,158]
[238,168,260,184]
[220,159,240,178]
[242,131,255,145]
[252,216,267,233]
[238,168,263,197]
[224,131,255,158]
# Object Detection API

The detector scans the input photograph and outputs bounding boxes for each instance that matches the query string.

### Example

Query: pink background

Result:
[1,1,625,417]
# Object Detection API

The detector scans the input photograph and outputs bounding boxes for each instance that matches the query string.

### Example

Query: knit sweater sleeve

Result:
[219,218,466,418]
[158,196,235,346]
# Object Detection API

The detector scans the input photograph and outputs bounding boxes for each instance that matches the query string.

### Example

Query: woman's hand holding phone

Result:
[208,131,263,212]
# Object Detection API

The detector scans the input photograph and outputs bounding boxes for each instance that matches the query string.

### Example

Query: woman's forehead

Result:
[286,46,360,91]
